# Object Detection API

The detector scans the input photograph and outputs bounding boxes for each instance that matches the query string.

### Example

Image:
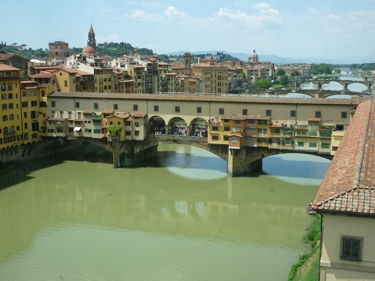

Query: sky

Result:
[1,0,374,60]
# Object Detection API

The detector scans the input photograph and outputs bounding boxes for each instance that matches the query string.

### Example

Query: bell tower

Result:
[184,52,191,76]
[87,24,96,51]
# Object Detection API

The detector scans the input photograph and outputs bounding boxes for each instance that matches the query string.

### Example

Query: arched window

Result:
[7,82,12,91]
[2,104,7,110]
[8,103,13,109]
[9,114,14,120]
[1,93,6,99]
[41,90,45,97]
[3,127,9,136]
[9,126,14,134]
[1,82,5,91]
[8,93,13,99]
[2,115,8,121]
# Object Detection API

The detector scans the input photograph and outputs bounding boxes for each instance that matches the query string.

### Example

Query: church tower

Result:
[184,52,192,76]
[87,24,96,51]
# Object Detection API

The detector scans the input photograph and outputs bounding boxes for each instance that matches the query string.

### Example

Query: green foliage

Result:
[276,67,286,76]
[311,64,333,75]
[272,84,284,89]
[279,75,289,86]
[288,215,321,281]
[290,70,299,77]
[253,79,272,89]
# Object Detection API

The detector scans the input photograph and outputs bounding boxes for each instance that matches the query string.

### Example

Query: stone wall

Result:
[0,138,82,167]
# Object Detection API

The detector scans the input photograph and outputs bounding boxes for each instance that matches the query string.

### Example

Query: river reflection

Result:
[0,144,324,280]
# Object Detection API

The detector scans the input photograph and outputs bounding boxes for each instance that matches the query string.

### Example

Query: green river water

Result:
[0,143,330,280]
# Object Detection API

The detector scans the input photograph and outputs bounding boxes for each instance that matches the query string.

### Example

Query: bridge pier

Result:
[227,147,265,176]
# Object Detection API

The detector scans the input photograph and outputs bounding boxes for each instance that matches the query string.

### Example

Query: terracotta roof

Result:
[83,110,95,114]
[0,63,20,71]
[102,109,115,114]
[132,112,147,117]
[73,118,84,122]
[312,100,375,215]
[30,71,55,79]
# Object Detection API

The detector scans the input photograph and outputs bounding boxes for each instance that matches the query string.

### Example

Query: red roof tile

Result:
[312,100,375,215]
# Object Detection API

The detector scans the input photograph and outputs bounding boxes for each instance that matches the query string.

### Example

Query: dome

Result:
[82,46,95,55]
[249,49,259,63]
[250,49,258,58]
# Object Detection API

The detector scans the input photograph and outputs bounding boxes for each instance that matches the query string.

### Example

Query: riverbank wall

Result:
[0,138,82,170]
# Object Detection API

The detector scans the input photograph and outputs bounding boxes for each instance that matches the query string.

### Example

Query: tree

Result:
[254,79,272,89]
[290,70,299,77]
[276,68,285,76]
[279,75,289,86]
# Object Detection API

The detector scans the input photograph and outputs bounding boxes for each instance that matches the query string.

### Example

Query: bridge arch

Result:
[148,115,167,135]
[168,116,188,136]
[189,117,208,137]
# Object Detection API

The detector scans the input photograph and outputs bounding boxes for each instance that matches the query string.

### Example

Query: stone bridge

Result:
[76,135,332,177]
[294,79,373,92]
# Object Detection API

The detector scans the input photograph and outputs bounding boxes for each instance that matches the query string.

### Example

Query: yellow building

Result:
[54,68,78,92]
[192,63,229,94]
[93,67,113,93]
[0,64,23,149]
[20,81,44,143]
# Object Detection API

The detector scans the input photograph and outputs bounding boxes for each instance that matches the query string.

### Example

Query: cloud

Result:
[252,3,271,9]
[307,7,322,15]
[124,9,163,21]
[327,14,340,20]
[163,6,190,19]
[216,6,282,27]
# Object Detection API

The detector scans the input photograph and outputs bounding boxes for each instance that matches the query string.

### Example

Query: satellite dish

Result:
[232,128,236,132]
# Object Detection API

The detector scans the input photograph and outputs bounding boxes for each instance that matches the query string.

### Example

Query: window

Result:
[309,142,317,147]
[64,80,67,87]
[340,236,363,261]
[24,112,27,118]
[248,119,255,124]
[247,128,256,132]
[341,112,347,119]
[224,136,229,141]
[175,106,180,113]
[197,107,202,113]
[315,111,321,118]
[320,131,331,138]
[133,104,138,111]
[291,110,296,117]
[321,143,330,149]
[298,142,304,147]
[154,105,159,112]
[2,104,6,110]
[126,131,131,136]
[266,110,272,117]
[31,111,36,119]
[114,104,118,110]
[212,126,218,131]
[24,123,28,129]
[309,131,318,136]
[134,122,139,127]
[75,102,80,108]
[242,109,248,115]
[231,138,238,143]
[219,108,224,115]
[224,127,230,131]
[234,120,241,124]
[94,103,98,109]
[22,101,28,108]
[212,136,219,141]
[135,130,139,136]
[31,101,37,107]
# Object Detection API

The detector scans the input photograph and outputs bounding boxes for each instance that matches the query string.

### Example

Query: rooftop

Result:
[312,100,375,216]
[48,92,367,106]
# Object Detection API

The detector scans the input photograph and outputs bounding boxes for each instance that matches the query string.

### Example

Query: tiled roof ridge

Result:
[352,99,372,190]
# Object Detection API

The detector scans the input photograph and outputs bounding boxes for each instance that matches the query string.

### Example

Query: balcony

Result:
[294,125,309,130]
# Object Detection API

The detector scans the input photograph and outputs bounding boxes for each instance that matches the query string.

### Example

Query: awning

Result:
[74,127,81,132]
